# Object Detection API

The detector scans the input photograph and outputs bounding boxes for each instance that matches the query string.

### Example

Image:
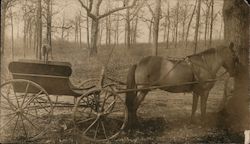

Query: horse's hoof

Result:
[189,117,197,124]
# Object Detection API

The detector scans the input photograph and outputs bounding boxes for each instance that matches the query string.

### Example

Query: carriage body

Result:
[8,59,81,96]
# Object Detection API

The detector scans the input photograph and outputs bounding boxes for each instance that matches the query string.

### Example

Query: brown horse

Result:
[125,43,239,128]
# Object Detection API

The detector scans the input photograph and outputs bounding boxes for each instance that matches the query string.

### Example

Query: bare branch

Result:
[98,0,137,19]
[146,1,154,16]
[78,0,96,19]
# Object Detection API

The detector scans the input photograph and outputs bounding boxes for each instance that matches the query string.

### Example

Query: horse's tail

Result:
[126,64,137,108]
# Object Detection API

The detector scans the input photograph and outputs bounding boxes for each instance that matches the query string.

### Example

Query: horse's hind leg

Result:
[200,91,209,121]
[134,91,148,109]
[127,91,147,129]
[191,92,199,123]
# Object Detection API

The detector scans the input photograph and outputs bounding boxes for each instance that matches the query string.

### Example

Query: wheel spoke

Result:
[12,115,20,139]
[34,99,50,113]
[77,117,95,124]
[23,111,41,120]
[101,120,108,140]
[0,91,17,110]
[20,114,28,138]
[10,83,20,108]
[84,118,99,134]
[104,99,117,113]
[21,83,30,107]
[0,114,17,130]
[94,121,100,140]
[22,113,39,131]
[0,105,14,111]
[0,112,16,117]
[23,90,43,109]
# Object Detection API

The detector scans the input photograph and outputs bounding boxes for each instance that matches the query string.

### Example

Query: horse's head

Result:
[221,42,239,76]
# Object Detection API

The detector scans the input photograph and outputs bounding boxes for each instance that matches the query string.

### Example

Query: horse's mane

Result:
[188,47,221,58]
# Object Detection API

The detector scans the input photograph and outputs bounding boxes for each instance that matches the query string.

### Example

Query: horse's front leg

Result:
[200,91,209,121]
[191,92,199,123]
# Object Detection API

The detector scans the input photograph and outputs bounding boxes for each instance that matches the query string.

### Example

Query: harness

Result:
[185,57,199,82]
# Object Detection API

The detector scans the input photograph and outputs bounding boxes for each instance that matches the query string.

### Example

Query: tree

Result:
[10,7,14,59]
[78,0,137,56]
[185,0,197,48]
[208,0,214,48]
[193,0,201,53]
[152,0,161,56]
[36,0,42,59]
[222,0,249,131]
[203,0,211,48]
[174,1,179,49]
[45,0,52,57]
[1,0,16,55]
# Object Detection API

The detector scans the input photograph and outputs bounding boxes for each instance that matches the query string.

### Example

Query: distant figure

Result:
[42,39,52,63]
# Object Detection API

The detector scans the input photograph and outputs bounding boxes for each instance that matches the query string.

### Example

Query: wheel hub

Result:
[16,108,24,115]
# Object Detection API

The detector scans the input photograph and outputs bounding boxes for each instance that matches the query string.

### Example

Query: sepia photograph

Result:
[0,0,249,143]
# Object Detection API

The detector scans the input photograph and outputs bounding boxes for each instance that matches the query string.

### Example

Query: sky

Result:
[5,0,224,44]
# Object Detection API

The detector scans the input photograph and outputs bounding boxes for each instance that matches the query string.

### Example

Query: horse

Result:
[42,43,51,63]
[125,42,239,129]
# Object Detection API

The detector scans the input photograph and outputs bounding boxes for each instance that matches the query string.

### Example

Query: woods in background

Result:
[1,0,225,59]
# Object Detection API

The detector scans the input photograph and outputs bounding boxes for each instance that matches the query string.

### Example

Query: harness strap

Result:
[185,57,199,82]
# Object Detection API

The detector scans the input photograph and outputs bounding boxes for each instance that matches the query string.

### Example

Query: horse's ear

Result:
[229,42,234,51]
[228,42,237,55]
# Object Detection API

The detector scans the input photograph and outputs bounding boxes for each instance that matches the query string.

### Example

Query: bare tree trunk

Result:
[90,19,99,56]
[79,15,82,49]
[10,8,14,59]
[33,21,37,57]
[86,15,90,49]
[219,19,223,40]
[46,0,52,57]
[163,16,167,42]
[222,0,249,131]
[204,1,211,48]
[152,0,161,56]
[133,15,138,44]
[28,20,33,52]
[125,0,131,48]
[182,7,187,42]
[1,2,7,55]
[193,0,201,53]
[185,0,197,49]
[37,0,42,59]
[115,13,119,45]
[61,15,65,41]
[166,4,170,49]
[98,23,103,46]
[174,1,179,49]
[0,1,12,55]
[24,17,27,58]
[148,19,153,43]
[209,0,214,48]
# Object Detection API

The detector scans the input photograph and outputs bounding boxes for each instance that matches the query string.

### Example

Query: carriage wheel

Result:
[73,88,127,142]
[0,79,53,142]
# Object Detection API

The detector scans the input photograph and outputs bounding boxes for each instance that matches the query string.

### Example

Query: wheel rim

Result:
[73,88,127,142]
[0,79,53,142]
